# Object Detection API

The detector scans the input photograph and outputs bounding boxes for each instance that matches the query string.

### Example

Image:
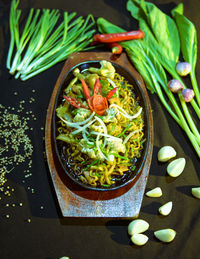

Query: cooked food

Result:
[56,60,145,188]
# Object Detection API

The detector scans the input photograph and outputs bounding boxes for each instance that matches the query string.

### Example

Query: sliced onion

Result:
[96,133,108,161]
[110,104,142,120]
[107,78,119,97]
[94,116,108,147]
[91,131,123,142]
[82,130,94,145]
[123,129,143,145]
[59,111,95,127]
[107,78,117,88]
[72,119,96,135]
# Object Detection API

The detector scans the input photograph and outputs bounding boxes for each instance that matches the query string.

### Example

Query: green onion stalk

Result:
[7,0,96,80]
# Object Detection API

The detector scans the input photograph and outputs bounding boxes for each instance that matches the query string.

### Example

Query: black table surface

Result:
[0,0,200,259]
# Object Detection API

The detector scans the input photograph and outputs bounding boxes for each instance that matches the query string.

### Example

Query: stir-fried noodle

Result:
[56,61,145,187]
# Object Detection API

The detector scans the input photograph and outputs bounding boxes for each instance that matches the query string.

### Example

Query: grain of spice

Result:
[0,100,35,206]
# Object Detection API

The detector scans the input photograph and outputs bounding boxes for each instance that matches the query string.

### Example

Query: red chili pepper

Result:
[93,29,145,43]
[63,96,88,109]
[80,78,91,100]
[93,78,102,95]
[106,87,118,99]
[108,43,123,55]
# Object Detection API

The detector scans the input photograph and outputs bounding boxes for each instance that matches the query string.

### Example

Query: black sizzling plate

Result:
[52,60,150,191]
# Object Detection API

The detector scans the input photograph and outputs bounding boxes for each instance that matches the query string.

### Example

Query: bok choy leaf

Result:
[171,3,200,107]
[96,2,200,158]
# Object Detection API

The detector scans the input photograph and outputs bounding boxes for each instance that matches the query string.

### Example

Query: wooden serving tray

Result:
[45,52,153,218]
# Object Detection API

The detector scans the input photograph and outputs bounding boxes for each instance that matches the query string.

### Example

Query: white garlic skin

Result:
[128,219,149,235]
[158,146,176,162]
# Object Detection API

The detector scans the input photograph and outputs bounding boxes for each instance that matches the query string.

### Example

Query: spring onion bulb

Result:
[7,0,96,80]
[110,103,142,120]
[176,62,192,76]
[181,89,195,102]
[168,79,184,93]
[123,129,143,145]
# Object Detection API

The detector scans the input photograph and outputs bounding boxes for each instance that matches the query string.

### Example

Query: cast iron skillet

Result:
[52,60,150,191]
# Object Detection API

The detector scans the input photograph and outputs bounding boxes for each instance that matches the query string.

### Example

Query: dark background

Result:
[0,0,200,259]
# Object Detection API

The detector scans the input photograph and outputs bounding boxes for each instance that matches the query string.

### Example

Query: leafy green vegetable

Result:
[96,0,200,158]
[7,0,95,80]
[171,3,200,107]
[127,0,200,120]
[127,0,180,75]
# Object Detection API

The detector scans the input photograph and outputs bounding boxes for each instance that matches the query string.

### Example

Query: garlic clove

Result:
[158,201,173,216]
[157,146,176,162]
[167,158,186,177]
[154,229,176,243]
[191,187,200,199]
[131,233,149,246]
[145,187,162,197]
[128,219,149,235]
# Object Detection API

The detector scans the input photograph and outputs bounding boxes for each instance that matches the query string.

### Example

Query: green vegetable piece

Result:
[88,60,115,80]
[96,1,200,158]
[171,4,200,107]
[7,0,96,80]
[127,0,180,70]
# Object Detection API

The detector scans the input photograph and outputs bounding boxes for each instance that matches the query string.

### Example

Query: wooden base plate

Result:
[45,52,153,218]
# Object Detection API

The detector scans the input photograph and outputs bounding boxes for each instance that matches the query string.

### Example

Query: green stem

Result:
[179,93,200,145]
[173,72,200,120]
[190,70,200,108]
[144,60,200,157]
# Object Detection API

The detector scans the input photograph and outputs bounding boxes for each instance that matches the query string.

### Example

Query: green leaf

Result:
[171,5,197,70]
[97,17,126,34]
[171,4,200,107]
[171,3,184,16]
[127,0,180,70]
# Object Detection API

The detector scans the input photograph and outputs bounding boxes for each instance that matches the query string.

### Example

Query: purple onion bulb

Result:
[168,79,184,93]
[176,62,192,76]
[181,88,195,102]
